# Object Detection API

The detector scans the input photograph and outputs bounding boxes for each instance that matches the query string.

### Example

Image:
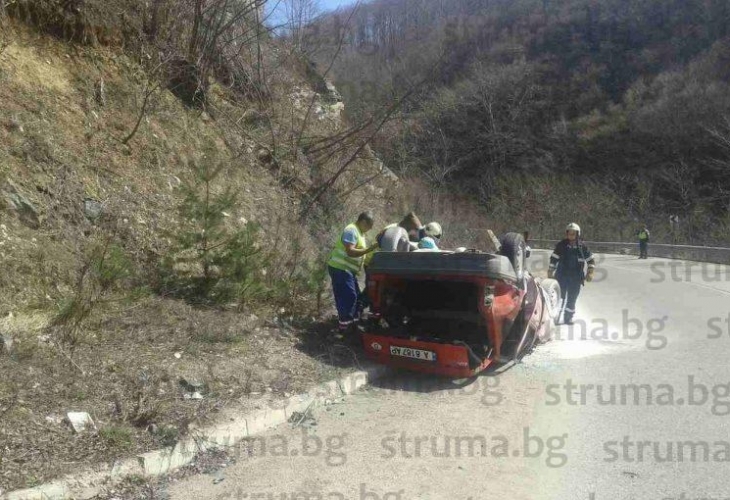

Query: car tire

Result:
[541,278,561,319]
[499,232,526,283]
[537,278,561,338]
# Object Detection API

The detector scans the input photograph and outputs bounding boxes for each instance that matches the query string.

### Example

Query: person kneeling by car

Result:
[548,223,596,325]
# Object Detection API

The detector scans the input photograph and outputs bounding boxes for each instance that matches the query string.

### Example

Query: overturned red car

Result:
[362,233,560,378]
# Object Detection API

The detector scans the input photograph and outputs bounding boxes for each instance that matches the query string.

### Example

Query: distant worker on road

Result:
[328,212,378,336]
[637,225,650,259]
[548,223,596,325]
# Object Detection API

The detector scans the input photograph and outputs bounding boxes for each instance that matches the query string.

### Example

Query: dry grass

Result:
[0,312,50,340]
[2,43,73,93]
[0,20,392,493]
[0,21,385,314]
[0,295,356,491]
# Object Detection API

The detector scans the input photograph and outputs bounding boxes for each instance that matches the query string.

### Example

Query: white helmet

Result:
[424,222,443,239]
[566,222,581,234]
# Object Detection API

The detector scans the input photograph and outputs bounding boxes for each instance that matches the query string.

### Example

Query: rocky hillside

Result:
[0,5,400,492]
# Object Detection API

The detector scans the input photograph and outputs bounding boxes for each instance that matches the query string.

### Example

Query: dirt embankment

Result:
[0,19,397,492]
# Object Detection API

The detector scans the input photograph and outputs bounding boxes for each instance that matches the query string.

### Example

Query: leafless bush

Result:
[281,0,320,51]
[51,237,133,352]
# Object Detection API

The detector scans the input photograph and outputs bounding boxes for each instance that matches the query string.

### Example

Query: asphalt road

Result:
[168,251,730,500]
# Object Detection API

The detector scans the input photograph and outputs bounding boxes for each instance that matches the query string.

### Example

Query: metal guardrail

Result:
[530,239,730,266]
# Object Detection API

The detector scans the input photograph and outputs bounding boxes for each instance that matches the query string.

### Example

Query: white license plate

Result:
[389,345,437,362]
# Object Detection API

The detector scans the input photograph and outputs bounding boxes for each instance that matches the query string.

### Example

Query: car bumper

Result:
[362,333,493,378]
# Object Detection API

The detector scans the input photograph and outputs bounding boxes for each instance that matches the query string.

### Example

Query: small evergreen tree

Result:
[161,145,267,308]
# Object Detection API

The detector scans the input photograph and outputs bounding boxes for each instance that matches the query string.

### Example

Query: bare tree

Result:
[281,0,320,51]
[122,60,171,145]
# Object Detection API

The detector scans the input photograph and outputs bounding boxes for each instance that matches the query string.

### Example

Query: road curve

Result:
[168,251,730,500]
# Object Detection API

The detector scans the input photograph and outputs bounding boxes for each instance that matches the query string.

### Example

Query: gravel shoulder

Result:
[0,296,363,493]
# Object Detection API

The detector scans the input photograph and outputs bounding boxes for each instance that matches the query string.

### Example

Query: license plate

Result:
[389,345,437,362]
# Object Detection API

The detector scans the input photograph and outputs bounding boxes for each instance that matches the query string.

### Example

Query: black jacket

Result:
[549,239,595,282]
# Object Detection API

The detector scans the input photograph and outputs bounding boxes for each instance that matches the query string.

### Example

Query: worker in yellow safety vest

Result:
[328,211,378,335]
[637,225,650,259]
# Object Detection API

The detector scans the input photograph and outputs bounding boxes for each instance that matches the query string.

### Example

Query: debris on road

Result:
[288,401,317,429]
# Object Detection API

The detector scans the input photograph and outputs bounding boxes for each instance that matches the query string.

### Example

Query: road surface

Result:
[168,251,730,500]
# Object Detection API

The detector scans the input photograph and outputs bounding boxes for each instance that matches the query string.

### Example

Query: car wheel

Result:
[541,278,562,322]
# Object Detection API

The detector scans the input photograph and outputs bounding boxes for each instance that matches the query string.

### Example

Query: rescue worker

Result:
[417,222,443,250]
[637,225,650,259]
[523,231,532,256]
[548,223,596,325]
[374,213,423,254]
[359,213,423,315]
[328,212,378,336]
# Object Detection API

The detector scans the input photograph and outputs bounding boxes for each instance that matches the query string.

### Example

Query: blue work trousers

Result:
[329,266,360,329]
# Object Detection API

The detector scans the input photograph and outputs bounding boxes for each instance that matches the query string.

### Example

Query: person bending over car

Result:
[548,223,596,325]
[373,212,423,254]
[359,212,424,316]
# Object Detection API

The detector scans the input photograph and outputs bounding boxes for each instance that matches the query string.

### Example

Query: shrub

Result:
[52,238,133,349]
[99,425,135,451]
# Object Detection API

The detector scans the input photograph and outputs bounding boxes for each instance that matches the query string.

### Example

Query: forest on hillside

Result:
[302,0,730,244]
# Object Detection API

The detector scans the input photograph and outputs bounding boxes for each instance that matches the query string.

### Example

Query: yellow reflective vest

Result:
[328,223,366,274]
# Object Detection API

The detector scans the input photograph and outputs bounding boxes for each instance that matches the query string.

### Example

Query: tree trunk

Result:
[188,0,205,61]
[146,0,165,42]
